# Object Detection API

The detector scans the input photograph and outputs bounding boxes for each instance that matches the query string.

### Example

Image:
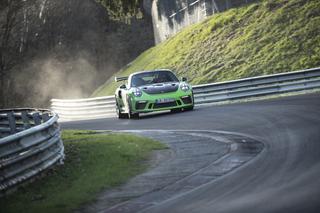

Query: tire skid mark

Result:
[82,130,264,213]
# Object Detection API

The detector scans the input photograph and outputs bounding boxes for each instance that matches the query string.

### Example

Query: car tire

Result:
[184,105,194,111]
[128,106,139,119]
[116,101,126,119]
[117,107,126,119]
[127,96,139,119]
[129,112,139,119]
[171,108,182,113]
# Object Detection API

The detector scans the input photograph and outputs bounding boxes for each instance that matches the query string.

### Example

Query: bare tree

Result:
[0,0,23,107]
[0,0,154,108]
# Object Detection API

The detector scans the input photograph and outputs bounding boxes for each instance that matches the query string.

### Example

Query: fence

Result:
[0,109,64,195]
[51,67,320,121]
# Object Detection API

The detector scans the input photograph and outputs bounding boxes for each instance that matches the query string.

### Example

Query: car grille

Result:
[181,96,192,104]
[153,101,177,109]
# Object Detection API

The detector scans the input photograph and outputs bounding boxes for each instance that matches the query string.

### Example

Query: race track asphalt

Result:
[62,93,320,213]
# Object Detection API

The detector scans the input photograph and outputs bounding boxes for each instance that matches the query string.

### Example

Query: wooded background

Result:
[0,0,152,108]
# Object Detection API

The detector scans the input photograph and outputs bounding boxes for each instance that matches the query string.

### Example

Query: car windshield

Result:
[130,71,179,87]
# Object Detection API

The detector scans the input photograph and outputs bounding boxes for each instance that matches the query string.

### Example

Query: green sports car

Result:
[114,69,194,119]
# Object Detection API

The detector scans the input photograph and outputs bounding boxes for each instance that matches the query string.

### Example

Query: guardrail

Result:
[193,67,320,104]
[51,67,320,120]
[0,109,64,195]
[51,96,115,121]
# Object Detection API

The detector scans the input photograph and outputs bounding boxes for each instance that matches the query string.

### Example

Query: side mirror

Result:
[120,84,127,89]
[181,77,187,82]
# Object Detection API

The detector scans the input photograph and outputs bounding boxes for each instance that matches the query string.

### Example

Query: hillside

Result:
[92,0,320,97]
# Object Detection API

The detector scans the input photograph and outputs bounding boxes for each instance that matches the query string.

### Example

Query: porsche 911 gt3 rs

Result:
[114,69,194,119]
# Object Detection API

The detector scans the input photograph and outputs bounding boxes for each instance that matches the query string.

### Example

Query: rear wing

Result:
[115,76,128,82]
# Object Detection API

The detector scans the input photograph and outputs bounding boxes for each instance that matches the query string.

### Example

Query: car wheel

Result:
[129,111,139,119]
[127,97,139,119]
[171,108,182,113]
[116,102,126,119]
[184,105,194,111]
[128,106,139,119]
[117,107,126,119]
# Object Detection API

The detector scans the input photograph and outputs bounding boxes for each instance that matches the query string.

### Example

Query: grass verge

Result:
[0,130,166,213]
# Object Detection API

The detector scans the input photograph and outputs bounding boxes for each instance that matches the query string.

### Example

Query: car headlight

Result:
[132,88,142,97]
[180,83,190,92]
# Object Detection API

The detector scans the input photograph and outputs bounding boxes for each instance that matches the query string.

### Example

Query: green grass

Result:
[92,0,320,97]
[0,130,166,213]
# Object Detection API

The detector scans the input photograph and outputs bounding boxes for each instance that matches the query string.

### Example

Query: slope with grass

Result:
[92,0,320,97]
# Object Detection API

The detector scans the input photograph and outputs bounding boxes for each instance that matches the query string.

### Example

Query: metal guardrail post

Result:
[21,111,31,129]
[7,112,16,134]
[32,112,41,125]
[42,113,50,122]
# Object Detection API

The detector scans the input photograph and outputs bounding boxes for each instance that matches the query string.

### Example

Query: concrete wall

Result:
[152,0,257,44]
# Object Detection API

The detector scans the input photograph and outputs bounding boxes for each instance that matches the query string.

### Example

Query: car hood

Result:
[139,82,180,95]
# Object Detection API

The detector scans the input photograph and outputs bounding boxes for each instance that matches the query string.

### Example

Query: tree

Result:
[96,0,144,22]
[0,0,23,107]
[0,0,154,108]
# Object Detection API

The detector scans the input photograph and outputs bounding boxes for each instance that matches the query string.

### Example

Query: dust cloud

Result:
[35,57,98,99]
[13,55,102,108]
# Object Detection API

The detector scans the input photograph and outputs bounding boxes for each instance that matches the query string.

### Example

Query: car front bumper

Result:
[130,91,194,113]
